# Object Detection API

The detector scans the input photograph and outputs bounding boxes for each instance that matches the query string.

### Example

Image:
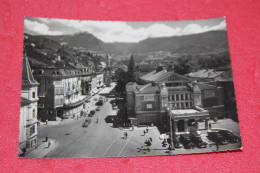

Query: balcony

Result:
[63,95,90,108]
[169,109,209,120]
[26,119,38,127]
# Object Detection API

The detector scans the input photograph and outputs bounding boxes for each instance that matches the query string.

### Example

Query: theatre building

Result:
[19,56,39,155]
[33,67,92,121]
[126,64,224,133]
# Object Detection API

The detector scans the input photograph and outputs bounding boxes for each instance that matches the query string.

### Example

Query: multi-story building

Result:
[32,67,92,121]
[19,56,39,155]
[126,64,224,133]
[91,72,104,95]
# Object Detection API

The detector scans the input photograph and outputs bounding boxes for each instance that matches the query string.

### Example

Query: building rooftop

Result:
[22,56,39,88]
[20,97,32,106]
[171,109,200,114]
[140,69,191,83]
[186,69,224,79]
[137,83,160,93]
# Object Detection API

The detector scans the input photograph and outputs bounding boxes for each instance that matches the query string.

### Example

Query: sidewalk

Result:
[24,138,58,158]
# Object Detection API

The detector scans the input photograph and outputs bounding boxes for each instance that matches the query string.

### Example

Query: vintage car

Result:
[218,130,241,143]
[190,132,207,148]
[180,134,196,149]
[208,131,229,145]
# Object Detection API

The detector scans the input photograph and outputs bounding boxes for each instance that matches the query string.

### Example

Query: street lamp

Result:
[165,103,174,151]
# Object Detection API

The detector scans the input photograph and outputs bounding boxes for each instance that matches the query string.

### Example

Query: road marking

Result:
[117,131,134,157]
[102,132,121,157]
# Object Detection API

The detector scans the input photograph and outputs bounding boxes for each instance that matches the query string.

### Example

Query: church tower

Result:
[104,53,112,87]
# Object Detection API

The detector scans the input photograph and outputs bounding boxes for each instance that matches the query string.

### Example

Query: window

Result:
[147,104,153,109]
[39,93,45,97]
[180,94,183,100]
[38,104,44,108]
[176,94,179,101]
[30,125,35,136]
[32,109,35,118]
[32,92,36,98]
[185,94,189,100]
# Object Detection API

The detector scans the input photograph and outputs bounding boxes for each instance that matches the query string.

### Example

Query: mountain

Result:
[23,33,104,70]
[42,32,105,51]
[128,31,229,55]
[31,30,229,59]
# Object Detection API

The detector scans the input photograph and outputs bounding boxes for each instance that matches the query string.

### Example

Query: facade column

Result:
[205,119,209,130]
[195,119,199,131]
[173,120,178,133]
[184,119,188,132]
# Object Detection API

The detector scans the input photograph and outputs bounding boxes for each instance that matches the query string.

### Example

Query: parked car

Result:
[88,110,96,117]
[190,132,207,148]
[95,100,103,106]
[180,134,196,149]
[82,119,91,127]
[218,130,241,143]
[208,131,229,145]
[96,107,100,111]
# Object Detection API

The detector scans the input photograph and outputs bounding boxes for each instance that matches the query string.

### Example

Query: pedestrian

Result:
[209,123,212,129]
[149,137,153,142]
[143,130,146,136]
[46,120,48,125]
[132,125,134,131]
[146,126,149,133]
[168,145,172,151]
[48,141,51,148]
[216,143,219,151]
[125,132,128,139]
[45,135,48,142]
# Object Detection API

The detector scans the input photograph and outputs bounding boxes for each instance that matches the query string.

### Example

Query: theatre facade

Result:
[126,65,224,133]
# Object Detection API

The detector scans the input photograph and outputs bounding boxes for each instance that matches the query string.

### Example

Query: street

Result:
[37,92,241,158]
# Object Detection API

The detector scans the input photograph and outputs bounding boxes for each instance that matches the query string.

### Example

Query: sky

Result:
[24,17,226,43]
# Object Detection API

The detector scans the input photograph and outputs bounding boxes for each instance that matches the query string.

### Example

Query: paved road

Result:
[38,94,242,158]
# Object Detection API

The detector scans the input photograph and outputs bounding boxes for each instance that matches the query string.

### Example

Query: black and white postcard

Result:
[19,17,242,158]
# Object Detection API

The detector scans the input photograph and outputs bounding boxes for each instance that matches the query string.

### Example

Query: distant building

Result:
[32,67,92,121]
[134,64,158,81]
[19,56,39,155]
[103,54,112,87]
[126,64,224,133]
[185,66,232,82]
[217,78,239,121]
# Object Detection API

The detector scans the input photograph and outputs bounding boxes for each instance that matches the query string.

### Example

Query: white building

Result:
[19,56,39,156]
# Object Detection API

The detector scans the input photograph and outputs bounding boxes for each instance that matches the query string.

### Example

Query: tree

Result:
[114,68,129,98]
[127,54,135,82]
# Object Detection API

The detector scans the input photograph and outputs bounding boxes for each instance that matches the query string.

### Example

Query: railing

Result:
[26,119,37,127]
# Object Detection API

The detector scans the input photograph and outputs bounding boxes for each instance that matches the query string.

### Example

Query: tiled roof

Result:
[22,56,39,87]
[140,70,191,83]
[197,83,218,90]
[137,83,160,93]
[20,97,32,106]
[187,69,224,79]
